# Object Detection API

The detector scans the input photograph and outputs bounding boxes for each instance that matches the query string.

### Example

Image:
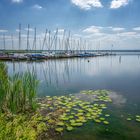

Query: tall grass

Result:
[0,63,9,112]
[0,62,39,113]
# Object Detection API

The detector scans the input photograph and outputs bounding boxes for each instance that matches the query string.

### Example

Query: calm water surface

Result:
[6,55,140,140]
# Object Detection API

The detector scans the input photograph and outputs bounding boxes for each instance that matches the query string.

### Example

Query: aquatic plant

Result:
[136,115,140,122]
[0,62,39,113]
[0,63,9,112]
[38,90,112,134]
[126,118,132,121]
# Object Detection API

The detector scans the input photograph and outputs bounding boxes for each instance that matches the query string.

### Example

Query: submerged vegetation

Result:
[0,62,140,140]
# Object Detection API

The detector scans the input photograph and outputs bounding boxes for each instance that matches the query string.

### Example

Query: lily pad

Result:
[71,122,83,127]
[126,118,132,121]
[105,114,110,117]
[103,121,109,125]
[57,122,65,126]
[55,127,63,132]
[66,126,74,131]
[136,119,140,122]
[94,119,101,123]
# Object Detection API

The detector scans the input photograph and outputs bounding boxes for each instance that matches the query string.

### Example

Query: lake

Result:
[6,55,140,140]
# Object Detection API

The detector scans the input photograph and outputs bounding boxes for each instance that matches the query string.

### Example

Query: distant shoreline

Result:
[1,49,140,53]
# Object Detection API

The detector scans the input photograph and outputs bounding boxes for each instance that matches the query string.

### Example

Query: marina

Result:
[0,24,115,61]
[0,52,112,61]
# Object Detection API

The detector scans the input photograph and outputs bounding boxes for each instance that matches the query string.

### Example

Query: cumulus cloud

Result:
[133,27,140,31]
[83,26,103,33]
[12,0,23,3]
[58,29,65,33]
[119,31,137,36]
[111,27,125,32]
[81,25,140,44]
[16,29,20,32]
[110,0,129,9]
[32,4,43,10]
[24,28,34,32]
[83,26,125,34]
[0,29,8,33]
[71,0,103,10]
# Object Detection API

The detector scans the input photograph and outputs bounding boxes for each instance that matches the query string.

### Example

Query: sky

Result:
[0,0,140,50]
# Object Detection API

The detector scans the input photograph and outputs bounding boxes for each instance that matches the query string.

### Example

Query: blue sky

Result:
[0,0,140,50]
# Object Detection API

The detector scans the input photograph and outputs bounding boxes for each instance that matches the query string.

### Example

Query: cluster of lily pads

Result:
[136,115,140,122]
[38,90,112,133]
[127,115,140,122]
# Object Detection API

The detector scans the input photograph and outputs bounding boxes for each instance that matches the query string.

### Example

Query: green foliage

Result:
[0,62,39,113]
[0,63,9,112]
[0,113,47,140]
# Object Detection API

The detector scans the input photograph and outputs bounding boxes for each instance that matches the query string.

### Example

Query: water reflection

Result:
[109,91,127,107]
[6,55,140,102]
[119,56,121,64]
[4,55,140,140]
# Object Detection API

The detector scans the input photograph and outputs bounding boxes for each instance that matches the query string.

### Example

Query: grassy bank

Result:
[0,62,49,139]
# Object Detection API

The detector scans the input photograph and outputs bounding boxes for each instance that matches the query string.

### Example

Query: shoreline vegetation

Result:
[0,62,140,140]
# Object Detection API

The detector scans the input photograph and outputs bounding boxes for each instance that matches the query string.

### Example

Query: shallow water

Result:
[6,55,140,140]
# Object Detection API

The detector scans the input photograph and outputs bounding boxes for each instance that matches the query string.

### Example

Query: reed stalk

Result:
[0,62,39,113]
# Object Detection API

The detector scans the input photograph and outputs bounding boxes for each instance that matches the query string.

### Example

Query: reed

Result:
[0,63,9,112]
[0,62,39,113]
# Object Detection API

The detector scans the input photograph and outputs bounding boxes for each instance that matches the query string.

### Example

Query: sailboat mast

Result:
[32,27,37,51]
[66,30,70,53]
[18,23,21,50]
[62,30,66,51]
[3,34,6,50]
[27,24,30,51]
[34,27,36,52]
[39,37,42,50]
[48,30,51,51]
[54,28,58,52]
[11,34,14,50]
[42,29,47,50]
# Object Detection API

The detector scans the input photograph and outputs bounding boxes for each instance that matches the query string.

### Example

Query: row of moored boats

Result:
[0,52,112,61]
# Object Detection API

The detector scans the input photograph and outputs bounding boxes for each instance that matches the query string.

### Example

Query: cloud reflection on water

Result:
[109,91,127,107]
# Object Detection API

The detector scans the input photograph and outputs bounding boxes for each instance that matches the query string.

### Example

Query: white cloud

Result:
[12,0,23,3]
[112,27,125,32]
[24,28,34,32]
[110,0,129,9]
[133,27,140,31]
[0,29,8,33]
[119,31,137,36]
[83,26,126,34]
[32,4,43,10]
[83,26,103,33]
[81,26,140,46]
[71,0,103,10]
[16,29,20,32]
[73,34,83,38]
[52,29,65,36]
[58,29,65,33]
